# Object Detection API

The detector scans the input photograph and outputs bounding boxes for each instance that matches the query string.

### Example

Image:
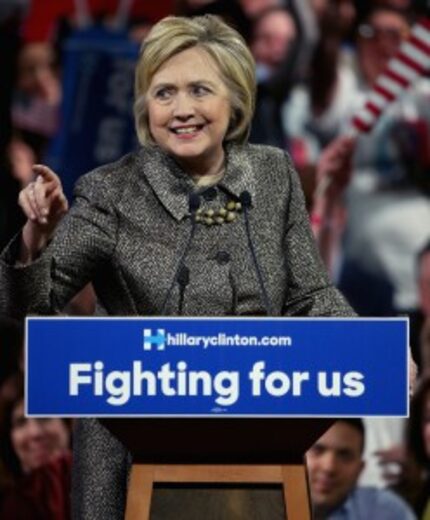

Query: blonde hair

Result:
[134,15,256,145]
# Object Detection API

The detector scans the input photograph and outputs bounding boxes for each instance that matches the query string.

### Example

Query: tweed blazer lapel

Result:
[137,144,257,221]
[137,146,193,221]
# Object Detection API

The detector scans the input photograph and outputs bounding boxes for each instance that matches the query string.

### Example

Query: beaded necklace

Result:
[191,167,242,226]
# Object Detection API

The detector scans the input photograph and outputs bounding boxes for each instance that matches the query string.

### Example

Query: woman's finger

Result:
[32,165,64,199]
[18,189,37,221]
[32,164,61,185]
[48,186,69,216]
[33,175,49,223]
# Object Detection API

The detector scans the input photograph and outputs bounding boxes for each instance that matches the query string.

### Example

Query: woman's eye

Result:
[193,85,210,96]
[155,88,172,100]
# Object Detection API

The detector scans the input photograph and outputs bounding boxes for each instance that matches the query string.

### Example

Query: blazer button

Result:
[215,251,230,265]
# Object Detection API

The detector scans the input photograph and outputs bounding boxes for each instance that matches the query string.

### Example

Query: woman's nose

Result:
[172,92,195,118]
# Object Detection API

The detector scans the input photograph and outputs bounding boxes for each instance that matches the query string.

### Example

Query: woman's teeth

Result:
[173,126,200,134]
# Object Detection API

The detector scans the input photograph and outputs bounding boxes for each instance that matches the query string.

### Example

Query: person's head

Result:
[357,6,411,85]
[239,0,282,18]
[0,373,70,476]
[311,0,356,36]
[408,377,430,467]
[418,242,430,316]
[306,419,365,516]
[251,7,297,73]
[134,15,256,169]
[17,42,60,102]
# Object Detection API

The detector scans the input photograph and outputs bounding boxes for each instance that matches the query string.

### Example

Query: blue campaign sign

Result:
[25,317,408,417]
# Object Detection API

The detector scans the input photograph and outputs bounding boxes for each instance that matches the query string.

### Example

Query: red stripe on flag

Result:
[351,116,372,133]
[418,17,430,31]
[397,51,426,74]
[409,34,430,56]
[365,101,382,117]
[374,83,396,102]
[384,67,410,88]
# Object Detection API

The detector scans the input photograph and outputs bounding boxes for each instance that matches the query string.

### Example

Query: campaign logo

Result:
[143,328,166,351]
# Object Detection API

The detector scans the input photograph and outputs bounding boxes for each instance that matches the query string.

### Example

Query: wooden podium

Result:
[102,417,334,519]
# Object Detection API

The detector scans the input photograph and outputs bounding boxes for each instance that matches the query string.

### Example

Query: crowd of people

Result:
[1,0,430,518]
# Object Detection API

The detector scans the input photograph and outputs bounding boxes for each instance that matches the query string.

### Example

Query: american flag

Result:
[351,17,430,133]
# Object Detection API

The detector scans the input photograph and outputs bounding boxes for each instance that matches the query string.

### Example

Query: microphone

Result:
[239,191,252,209]
[177,265,190,315]
[189,192,201,213]
[239,190,274,316]
[160,193,200,315]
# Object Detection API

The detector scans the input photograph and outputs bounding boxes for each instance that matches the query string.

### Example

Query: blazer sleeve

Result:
[0,173,118,319]
[281,153,354,317]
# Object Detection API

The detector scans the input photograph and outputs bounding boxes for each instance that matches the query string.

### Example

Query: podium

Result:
[102,417,334,519]
[27,317,408,516]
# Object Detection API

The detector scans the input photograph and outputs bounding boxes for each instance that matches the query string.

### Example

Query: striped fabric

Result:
[351,18,430,133]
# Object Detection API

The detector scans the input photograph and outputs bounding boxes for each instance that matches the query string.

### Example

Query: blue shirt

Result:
[325,487,416,520]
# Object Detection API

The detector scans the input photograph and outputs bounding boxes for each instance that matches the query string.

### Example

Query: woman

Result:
[0,14,352,519]
[0,373,72,519]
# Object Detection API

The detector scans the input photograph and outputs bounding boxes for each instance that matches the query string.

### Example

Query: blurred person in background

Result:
[306,419,417,519]
[419,243,430,321]
[8,41,62,190]
[337,4,430,323]
[13,41,62,138]
[284,4,430,321]
[299,3,429,494]
[407,376,430,518]
[417,243,430,373]
[283,0,356,205]
[0,0,27,249]
[251,5,297,79]
[249,5,298,146]
[0,373,72,520]
[249,0,324,149]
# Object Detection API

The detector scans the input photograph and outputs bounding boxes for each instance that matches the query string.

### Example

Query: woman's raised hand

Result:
[19,165,68,262]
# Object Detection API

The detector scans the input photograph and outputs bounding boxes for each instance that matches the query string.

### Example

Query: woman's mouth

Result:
[170,124,204,136]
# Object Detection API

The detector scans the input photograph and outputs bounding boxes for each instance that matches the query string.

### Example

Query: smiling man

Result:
[306,419,416,520]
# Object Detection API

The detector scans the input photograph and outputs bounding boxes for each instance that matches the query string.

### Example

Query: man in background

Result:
[306,419,416,519]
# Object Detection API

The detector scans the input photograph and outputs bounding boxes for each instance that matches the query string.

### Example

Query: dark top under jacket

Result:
[0,143,353,519]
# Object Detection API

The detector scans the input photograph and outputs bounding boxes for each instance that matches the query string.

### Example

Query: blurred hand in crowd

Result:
[373,445,406,486]
[315,134,356,200]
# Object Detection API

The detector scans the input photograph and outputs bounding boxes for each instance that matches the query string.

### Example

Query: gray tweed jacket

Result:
[0,143,353,519]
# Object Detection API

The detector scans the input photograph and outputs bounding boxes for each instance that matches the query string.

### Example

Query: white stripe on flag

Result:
[401,41,430,70]
[389,58,420,82]
[413,23,430,47]
[367,91,389,110]
[376,75,404,97]
[355,107,377,126]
